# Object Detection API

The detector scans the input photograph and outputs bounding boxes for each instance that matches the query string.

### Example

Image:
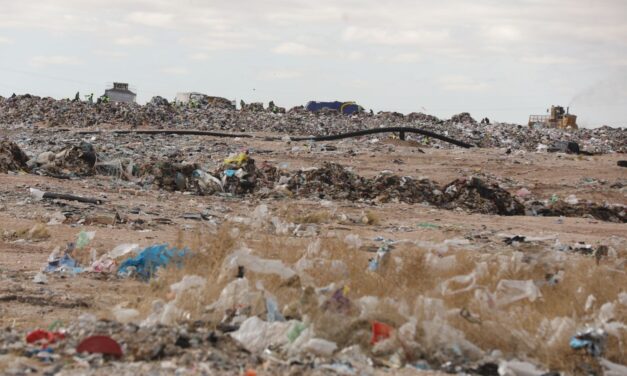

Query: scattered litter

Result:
[417,222,439,229]
[45,249,82,274]
[370,321,393,345]
[76,336,123,358]
[117,244,189,280]
[495,279,542,307]
[223,247,296,280]
[26,330,65,347]
[33,272,47,284]
[76,231,96,250]
[570,328,607,356]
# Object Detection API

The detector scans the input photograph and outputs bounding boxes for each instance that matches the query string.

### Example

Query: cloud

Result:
[179,31,254,51]
[342,26,449,46]
[385,52,422,63]
[439,75,489,92]
[114,35,152,46]
[92,49,127,59]
[609,57,627,66]
[29,55,83,68]
[344,79,370,89]
[1,0,626,124]
[161,66,188,76]
[272,42,324,56]
[259,69,302,80]
[482,25,524,42]
[189,52,210,61]
[127,12,173,27]
[522,56,578,65]
[339,51,364,61]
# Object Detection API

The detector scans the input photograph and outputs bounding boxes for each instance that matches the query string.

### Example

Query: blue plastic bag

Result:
[117,244,189,280]
[46,254,83,274]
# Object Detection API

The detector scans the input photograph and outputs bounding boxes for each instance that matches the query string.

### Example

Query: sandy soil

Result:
[1,137,624,330]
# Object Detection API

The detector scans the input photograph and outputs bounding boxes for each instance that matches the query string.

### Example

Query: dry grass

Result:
[2,223,51,241]
[363,210,381,225]
[121,213,627,372]
[279,204,332,225]
[137,224,238,318]
[295,211,331,224]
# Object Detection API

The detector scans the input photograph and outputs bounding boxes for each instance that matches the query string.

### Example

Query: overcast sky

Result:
[0,0,626,127]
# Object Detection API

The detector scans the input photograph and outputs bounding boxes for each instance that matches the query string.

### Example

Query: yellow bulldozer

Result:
[528,105,577,129]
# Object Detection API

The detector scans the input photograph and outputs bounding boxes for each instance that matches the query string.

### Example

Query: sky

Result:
[0,0,626,127]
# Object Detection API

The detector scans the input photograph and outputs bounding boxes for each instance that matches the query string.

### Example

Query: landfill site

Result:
[0,94,626,376]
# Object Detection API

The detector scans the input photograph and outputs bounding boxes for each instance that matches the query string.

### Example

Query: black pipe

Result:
[289,127,474,148]
[76,127,474,148]
[42,191,104,205]
[111,129,253,138]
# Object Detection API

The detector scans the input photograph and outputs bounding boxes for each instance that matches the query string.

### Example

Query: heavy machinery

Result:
[528,105,577,129]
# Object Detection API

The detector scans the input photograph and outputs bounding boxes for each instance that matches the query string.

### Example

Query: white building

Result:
[104,83,136,103]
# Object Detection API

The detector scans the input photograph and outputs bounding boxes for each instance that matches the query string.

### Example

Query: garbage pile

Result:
[0,316,265,375]
[3,137,624,222]
[11,215,625,375]
[195,162,623,221]
[0,140,29,173]
[1,94,625,153]
[440,177,525,215]
[449,112,476,124]
[28,141,97,177]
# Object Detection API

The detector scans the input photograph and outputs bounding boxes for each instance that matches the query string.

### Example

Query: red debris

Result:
[26,329,65,347]
[370,321,393,345]
[76,335,123,358]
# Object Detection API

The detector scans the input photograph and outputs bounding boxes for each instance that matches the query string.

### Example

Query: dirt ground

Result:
[0,131,625,375]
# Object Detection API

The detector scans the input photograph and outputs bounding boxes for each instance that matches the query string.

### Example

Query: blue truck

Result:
[305,101,363,115]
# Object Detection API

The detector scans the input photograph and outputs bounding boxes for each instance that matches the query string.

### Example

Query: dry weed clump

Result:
[278,203,331,225]
[2,223,51,241]
[295,211,331,224]
[133,224,237,318]
[362,211,381,225]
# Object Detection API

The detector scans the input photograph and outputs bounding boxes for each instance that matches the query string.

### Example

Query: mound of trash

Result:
[0,140,29,173]
[441,177,525,215]
[1,94,625,153]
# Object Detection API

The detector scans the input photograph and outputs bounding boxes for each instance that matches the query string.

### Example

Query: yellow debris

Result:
[223,152,248,167]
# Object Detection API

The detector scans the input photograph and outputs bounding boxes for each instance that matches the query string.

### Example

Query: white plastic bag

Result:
[230,316,293,353]
[495,280,542,307]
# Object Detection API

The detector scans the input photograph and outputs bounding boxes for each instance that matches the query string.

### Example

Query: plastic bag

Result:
[112,305,140,323]
[498,360,546,376]
[223,247,296,280]
[107,244,139,259]
[265,296,285,322]
[207,278,262,315]
[300,338,337,357]
[76,231,96,250]
[117,244,189,280]
[29,188,45,200]
[495,279,542,307]
[223,152,248,167]
[230,316,293,353]
[170,275,206,298]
